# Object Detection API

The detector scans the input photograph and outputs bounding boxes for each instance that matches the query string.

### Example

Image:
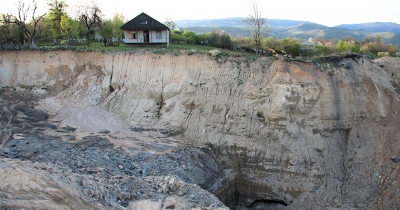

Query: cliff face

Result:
[1,51,400,209]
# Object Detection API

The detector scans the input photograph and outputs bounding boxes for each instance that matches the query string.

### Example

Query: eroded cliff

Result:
[1,50,400,209]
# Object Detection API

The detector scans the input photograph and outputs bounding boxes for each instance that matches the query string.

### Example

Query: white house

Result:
[120,12,170,47]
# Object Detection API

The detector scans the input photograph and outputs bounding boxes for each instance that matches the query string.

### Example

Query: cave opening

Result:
[248,199,288,210]
[213,176,290,210]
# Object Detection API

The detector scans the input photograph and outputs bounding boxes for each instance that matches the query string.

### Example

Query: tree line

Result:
[168,29,398,57]
[0,0,125,48]
[169,2,398,58]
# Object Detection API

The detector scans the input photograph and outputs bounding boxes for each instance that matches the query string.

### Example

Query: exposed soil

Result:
[0,89,227,209]
[1,51,400,210]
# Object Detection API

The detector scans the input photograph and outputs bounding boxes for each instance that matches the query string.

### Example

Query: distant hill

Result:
[176,17,311,28]
[176,18,400,46]
[337,22,400,34]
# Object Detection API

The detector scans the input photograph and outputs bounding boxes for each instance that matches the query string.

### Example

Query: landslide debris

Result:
[0,90,227,210]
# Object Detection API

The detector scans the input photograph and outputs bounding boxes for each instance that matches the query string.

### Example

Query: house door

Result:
[144,31,149,43]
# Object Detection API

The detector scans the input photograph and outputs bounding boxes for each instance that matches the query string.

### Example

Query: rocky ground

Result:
[1,51,400,210]
[0,90,228,210]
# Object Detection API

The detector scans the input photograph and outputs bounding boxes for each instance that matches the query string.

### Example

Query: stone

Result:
[98,129,110,134]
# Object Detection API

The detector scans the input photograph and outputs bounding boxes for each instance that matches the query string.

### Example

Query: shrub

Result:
[377,52,390,58]
[360,36,398,55]
[256,111,266,123]
[183,31,198,44]
[336,40,352,52]
[235,36,253,51]
[208,30,233,49]
[281,38,301,56]
[170,31,187,43]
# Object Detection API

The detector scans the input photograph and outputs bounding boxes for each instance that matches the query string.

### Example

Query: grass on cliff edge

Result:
[36,41,258,59]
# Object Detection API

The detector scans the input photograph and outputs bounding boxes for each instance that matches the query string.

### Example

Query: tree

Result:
[360,35,398,55]
[60,14,81,45]
[343,35,353,42]
[235,35,253,51]
[77,1,102,46]
[100,20,113,45]
[0,14,15,44]
[336,40,353,52]
[208,30,233,49]
[13,0,46,47]
[45,0,68,41]
[34,15,48,41]
[263,37,279,50]
[315,35,326,45]
[111,13,125,45]
[281,38,301,56]
[170,30,185,43]
[164,17,176,31]
[362,36,373,45]
[183,30,198,44]
[242,2,270,55]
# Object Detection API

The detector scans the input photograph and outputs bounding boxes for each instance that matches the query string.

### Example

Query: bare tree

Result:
[242,2,270,55]
[164,17,176,31]
[362,36,373,45]
[13,0,46,47]
[78,1,102,46]
[315,35,326,45]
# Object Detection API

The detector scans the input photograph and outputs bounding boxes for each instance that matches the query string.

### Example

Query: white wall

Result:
[124,29,169,45]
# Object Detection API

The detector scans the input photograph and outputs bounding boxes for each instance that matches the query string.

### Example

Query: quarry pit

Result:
[1,50,400,209]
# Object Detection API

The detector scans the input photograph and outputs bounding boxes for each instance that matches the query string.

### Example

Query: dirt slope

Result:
[1,50,400,209]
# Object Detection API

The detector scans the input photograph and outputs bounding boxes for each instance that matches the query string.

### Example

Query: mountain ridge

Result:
[175,17,400,46]
[337,22,400,34]
[176,17,313,28]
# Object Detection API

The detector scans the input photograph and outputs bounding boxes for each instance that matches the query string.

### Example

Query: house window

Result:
[156,30,162,39]
[130,31,136,39]
[140,18,147,24]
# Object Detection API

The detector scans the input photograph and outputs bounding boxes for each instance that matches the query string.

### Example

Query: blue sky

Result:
[1,0,399,27]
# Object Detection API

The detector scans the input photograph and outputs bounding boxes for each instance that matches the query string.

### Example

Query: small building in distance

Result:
[300,38,316,51]
[120,12,170,47]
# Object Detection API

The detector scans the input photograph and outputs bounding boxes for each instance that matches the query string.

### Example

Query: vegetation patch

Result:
[256,111,266,124]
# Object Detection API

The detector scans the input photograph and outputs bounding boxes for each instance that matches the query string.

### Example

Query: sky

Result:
[1,0,400,27]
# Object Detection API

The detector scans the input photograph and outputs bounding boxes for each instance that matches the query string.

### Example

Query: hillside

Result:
[176,17,311,28]
[337,22,400,34]
[177,17,400,46]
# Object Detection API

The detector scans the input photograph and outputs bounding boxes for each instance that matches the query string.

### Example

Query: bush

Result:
[360,37,398,55]
[170,31,187,43]
[288,43,300,56]
[281,38,300,56]
[183,31,198,44]
[197,33,208,44]
[336,40,352,52]
[315,45,328,55]
[263,37,280,50]
[207,30,233,49]
[377,52,390,58]
[235,36,253,51]
[261,37,302,56]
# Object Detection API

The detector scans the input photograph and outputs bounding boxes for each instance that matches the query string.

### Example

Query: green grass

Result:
[170,43,216,51]
[36,41,259,60]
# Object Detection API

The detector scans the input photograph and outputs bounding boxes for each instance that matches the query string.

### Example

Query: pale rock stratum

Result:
[0,50,399,209]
